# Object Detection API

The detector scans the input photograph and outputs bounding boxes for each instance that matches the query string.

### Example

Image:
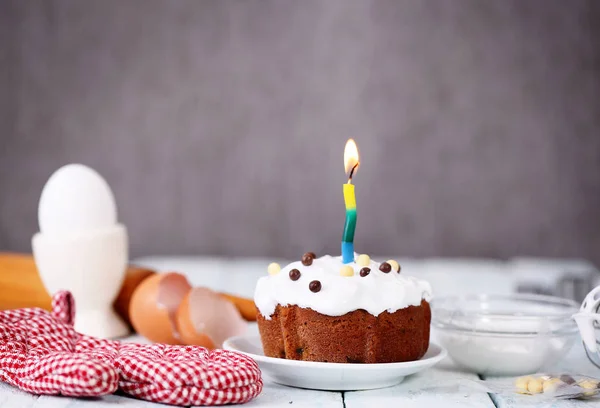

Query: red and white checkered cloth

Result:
[0,291,263,406]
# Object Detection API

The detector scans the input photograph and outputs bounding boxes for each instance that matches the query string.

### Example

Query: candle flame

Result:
[344,139,360,181]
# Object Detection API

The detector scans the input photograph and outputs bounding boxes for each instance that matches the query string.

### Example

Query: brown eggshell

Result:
[129,272,191,344]
[176,287,247,348]
[219,293,258,322]
[113,266,156,327]
[175,292,216,349]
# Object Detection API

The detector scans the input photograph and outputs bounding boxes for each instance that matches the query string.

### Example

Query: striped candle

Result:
[342,139,359,264]
[342,183,357,263]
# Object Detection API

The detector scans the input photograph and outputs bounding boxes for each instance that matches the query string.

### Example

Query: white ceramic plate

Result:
[223,335,447,391]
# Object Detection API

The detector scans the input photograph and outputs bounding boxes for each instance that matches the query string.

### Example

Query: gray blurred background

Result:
[1,0,600,263]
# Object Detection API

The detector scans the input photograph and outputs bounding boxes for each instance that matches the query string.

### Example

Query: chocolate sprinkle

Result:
[289,268,301,281]
[309,280,322,293]
[360,267,371,277]
[379,262,392,273]
[397,264,402,273]
[301,252,315,266]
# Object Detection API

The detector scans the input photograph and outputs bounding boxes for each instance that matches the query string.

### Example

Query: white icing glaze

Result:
[254,254,432,319]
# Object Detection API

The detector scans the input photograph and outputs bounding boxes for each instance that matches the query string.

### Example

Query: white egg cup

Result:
[32,224,130,338]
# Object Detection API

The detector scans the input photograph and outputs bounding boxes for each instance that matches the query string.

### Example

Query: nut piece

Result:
[527,378,543,394]
[356,254,371,267]
[579,379,599,397]
[267,263,281,275]
[542,378,561,393]
[387,259,400,273]
[579,379,599,389]
[515,376,531,394]
[340,265,354,277]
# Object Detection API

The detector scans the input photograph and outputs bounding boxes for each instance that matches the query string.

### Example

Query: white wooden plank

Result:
[344,357,495,408]
[227,259,280,299]
[0,381,344,408]
[132,256,516,298]
[0,382,39,408]
[242,381,343,408]
[31,383,343,408]
[415,258,515,296]
[33,394,165,408]
[484,341,600,408]
[120,255,600,408]
[508,257,598,294]
[133,256,229,290]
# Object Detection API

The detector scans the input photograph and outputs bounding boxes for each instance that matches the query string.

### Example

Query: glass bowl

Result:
[431,294,579,376]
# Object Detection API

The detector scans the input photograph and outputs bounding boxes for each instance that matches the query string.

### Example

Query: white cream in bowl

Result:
[431,294,579,376]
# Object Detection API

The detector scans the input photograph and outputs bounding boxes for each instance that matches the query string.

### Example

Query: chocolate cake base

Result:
[257,300,431,364]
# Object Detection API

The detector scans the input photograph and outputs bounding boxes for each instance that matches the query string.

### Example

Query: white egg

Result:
[38,164,117,234]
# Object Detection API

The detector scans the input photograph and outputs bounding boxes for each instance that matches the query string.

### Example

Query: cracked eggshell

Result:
[129,272,191,344]
[176,287,247,349]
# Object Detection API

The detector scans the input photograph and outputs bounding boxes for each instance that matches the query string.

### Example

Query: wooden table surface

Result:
[1,256,599,407]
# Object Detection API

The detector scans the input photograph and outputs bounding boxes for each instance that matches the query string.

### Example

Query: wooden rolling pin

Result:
[0,253,257,324]
[0,252,155,326]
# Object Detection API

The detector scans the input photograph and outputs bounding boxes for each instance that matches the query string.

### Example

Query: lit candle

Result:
[342,139,360,264]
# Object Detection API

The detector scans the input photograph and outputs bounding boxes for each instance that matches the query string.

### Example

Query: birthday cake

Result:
[254,252,432,364]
